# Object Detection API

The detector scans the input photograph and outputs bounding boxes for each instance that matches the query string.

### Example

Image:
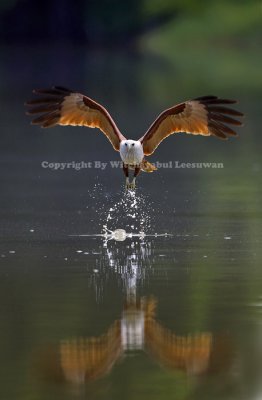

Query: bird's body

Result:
[119,140,144,188]
[26,87,243,189]
[120,140,144,166]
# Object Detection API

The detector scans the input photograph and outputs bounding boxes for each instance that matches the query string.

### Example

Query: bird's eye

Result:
[125,143,127,146]
[132,143,135,146]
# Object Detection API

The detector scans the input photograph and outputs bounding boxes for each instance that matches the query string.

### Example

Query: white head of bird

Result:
[120,140,144,166]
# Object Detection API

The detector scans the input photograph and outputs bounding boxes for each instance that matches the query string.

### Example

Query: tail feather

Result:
[141,159,157,173]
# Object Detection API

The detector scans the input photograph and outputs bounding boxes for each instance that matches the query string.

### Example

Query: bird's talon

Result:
[128,179,136,190]
[125,181,136,190]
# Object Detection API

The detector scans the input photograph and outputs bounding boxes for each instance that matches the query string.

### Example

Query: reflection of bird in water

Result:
[34,240,232,385]
[60,322,122,384]
[26,87,243,189]
[35,297,232,385]
[144,298,212,375]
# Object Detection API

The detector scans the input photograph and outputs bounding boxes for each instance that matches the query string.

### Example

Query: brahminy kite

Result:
[26,87,243,189]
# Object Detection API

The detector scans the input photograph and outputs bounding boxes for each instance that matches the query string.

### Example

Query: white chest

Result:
[120,141,144,166]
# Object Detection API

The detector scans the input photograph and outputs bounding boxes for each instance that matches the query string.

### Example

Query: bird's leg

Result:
[129,166,140,190]
[123,164,130,189]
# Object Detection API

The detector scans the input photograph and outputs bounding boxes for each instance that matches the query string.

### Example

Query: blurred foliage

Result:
[0,1,261,95]
[0,0,261,46]
[0,2,261,399]
[0,0,175,45]
[140,1,262,97]
[142,1,261,46]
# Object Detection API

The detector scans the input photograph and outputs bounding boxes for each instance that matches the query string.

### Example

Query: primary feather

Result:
[26,86,125,151]
[139,96,243,155]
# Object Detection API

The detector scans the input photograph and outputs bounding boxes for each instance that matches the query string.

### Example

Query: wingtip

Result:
[194,95,218,101]
[234,110,244,117]
[53,85,73,93]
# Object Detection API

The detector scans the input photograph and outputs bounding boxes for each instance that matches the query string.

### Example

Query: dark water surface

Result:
[0,46,261,399]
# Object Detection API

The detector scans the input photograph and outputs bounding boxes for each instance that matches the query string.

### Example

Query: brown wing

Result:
[26,86,126,151]
[139,96,244,156]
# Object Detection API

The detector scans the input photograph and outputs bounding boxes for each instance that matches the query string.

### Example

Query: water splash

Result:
[103,189,154,233]
[85,183,157,234]
[69,227,171,242]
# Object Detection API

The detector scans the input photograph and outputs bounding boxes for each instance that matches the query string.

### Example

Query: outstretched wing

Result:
[26,86,126,151]
[139,96,244,156]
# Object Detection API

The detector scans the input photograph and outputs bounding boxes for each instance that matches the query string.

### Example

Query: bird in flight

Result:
[26,87,243,189]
